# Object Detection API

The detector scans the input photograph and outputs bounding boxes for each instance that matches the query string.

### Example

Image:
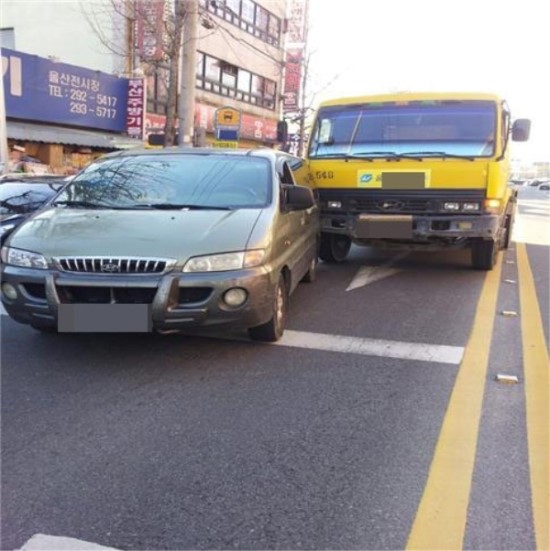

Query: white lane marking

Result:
[347,252,408,291]
[20,534,118,550]
[1,303,7,316]
[273,329,464,365]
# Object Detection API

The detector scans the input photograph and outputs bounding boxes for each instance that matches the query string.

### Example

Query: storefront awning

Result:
[7,120,143,150]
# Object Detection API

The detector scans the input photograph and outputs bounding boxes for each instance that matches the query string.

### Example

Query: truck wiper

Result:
[350,151,423,161]
[128,203,234,211]
[401,151,476,161]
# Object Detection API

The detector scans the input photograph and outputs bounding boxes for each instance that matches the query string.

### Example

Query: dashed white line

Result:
[274,329,464,365]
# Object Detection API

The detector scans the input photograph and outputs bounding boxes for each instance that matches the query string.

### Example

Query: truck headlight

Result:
[183,250,265,273]
[484,199,501,213]
[462,202,481,211]
[0,246,48,269]
[443,202,460,211]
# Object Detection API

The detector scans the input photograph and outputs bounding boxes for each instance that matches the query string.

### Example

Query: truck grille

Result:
[55,257,174,274]
[319,189,485,215]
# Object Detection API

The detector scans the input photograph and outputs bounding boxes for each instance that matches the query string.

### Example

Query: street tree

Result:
[80,0,186,146]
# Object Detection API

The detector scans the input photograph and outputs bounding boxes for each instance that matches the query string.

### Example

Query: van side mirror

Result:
[284,185,315,210]
[511,119,531,142]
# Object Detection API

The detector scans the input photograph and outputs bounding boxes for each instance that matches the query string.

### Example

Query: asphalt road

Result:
[1,189,548,551]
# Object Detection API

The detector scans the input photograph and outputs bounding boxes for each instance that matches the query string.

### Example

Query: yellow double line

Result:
[406,245,549,550]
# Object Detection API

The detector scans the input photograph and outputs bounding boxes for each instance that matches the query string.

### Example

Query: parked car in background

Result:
[0,175,66,244]
[534,180,550,191]
[0,149,319,341]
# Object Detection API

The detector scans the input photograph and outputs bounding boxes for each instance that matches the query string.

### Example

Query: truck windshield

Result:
[55,154,272,209]
[308,100,497,159]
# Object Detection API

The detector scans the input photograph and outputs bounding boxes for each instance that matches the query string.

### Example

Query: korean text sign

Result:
[2,48,129,132]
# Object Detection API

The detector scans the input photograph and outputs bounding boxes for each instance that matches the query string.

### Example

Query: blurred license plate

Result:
[356,215,413,239]
[58,304,152,333]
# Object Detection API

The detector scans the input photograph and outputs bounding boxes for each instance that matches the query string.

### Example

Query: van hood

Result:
[7,207,263,262]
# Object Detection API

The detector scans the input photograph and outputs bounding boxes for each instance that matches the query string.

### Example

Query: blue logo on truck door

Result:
[360,174,373,183]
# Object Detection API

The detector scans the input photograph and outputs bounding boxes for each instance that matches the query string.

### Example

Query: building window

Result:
[221,61,238,88]
[241,0,255,23]
[196,51,277,111]
[203,0,281,47]
[237,69,251,92]
[205,55,221,82]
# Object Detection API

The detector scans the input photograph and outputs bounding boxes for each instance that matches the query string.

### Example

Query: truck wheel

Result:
[319,233,351,263]
[471,238,498,271]
[501,213,514,250]
[248,274,287,342]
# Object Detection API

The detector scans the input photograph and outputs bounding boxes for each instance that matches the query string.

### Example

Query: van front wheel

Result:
[248,275,287,342]
[319,233,351,263]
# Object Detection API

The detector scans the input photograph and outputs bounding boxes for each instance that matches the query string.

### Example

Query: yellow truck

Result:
[306,92,531,270]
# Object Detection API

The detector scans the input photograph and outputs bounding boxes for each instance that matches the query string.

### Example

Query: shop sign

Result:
[135,0,165,61]
[215,106,241,128]
[2,47,129,132]
[212,141,239,148]
[283,49,302,113]
[126,78,146,139]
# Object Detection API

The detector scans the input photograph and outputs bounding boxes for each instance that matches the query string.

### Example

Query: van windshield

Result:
[308,100,497,159]
[55,154,272,209]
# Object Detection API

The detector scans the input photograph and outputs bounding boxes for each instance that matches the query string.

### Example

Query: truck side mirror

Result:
[511,119,531,142]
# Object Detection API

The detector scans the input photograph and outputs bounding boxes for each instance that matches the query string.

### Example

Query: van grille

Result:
[57,286,157,304]
[55,257,174,274]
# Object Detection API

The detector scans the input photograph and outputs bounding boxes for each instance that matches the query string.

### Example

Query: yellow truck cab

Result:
[306,92,531,270]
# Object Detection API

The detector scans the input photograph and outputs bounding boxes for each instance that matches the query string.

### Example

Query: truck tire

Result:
[319,233,351,263]
[501,212,514,250]
[471,238,498,271]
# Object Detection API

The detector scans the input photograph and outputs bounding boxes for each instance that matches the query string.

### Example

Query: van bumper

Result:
[0,266,276,332]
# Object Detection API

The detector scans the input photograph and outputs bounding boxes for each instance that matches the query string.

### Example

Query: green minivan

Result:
[0,148,319,341]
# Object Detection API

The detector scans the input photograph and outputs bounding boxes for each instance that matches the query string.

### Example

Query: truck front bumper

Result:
[321,213,500,240]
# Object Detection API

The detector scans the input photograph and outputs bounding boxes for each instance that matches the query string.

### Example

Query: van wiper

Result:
[130,203,234,211]
[53,200,113,209]
[350,151,423,161]
[402,151,476,161]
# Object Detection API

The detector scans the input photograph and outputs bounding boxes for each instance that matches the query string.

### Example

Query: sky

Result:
[306,0,548,162]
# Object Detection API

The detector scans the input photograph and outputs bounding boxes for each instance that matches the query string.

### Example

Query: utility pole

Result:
[178,0,198,148]
[297,52,309,158]
[0,47,10,175]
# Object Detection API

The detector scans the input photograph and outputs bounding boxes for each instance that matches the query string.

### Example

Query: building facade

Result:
[1,0,295,169]
[144,0,287,147]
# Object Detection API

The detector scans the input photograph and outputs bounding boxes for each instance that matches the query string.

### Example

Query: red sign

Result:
[283,49,303,113]
[127,78,146,139]
[135,0,165,61]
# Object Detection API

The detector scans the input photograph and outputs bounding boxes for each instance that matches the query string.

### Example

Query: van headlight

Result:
[183,250,265,272]
[1,246,48,269]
